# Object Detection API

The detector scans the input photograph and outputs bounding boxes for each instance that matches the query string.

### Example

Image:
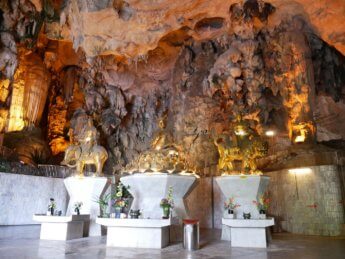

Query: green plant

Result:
[48,198,56,209]
[253,195,270,211]
[160,186,174,208]
[111,182,132,209]
[94,193,111,217]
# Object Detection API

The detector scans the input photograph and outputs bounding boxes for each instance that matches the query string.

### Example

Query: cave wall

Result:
[0,0,345,174]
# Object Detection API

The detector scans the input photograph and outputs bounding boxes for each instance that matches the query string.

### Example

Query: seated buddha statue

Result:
[123,113,193,174]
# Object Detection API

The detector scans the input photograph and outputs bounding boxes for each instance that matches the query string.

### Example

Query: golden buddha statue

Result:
[151,114,170,151]
[124,113,193,174]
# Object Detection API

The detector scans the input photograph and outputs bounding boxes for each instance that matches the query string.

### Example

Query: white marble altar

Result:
[96,218,171,248]
[0,172,68,225]
[120,173,198,220]
[33,214,90,240]
[215,175,270,219]
[215,175,270,241]
[64,177,110,236]
[222,218,274,248]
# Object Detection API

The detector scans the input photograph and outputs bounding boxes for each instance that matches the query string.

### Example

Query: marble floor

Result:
[0,226,344,259]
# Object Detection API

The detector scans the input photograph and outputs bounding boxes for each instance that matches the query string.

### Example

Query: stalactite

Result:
[23,52,51,127]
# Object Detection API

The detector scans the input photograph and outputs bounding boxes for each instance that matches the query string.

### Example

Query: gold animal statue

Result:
[62,144,108,177]
[214,116,268,175]
[61,118,108,177]
[290,121,315,144]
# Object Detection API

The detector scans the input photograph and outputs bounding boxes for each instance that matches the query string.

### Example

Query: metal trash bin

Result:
[183,219,199,251]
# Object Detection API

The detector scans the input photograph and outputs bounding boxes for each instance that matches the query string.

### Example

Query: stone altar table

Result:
[222,218,274,248]
[33,214,90,240]
[120,173,198,220]
[120,173,198,241]
[215,175,270,240]
[96,218,172,248]
[64,177,110,236]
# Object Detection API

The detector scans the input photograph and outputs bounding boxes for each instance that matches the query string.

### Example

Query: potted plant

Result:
[113,198,128,218]
[74,202,83,215]
[224,197,240,218]
[112,182,131,218]
[253,195,270,219]
[160,186,174,219]
[47,198,56,216]
[95,193,111,218]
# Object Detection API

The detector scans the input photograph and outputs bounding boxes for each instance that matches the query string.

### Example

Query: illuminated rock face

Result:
[54,0,345,58]
[0,0,345,174]
[6,52,50,132]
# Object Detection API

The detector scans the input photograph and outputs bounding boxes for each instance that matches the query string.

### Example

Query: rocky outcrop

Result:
[48,0,345,59]
[0,0,345,175]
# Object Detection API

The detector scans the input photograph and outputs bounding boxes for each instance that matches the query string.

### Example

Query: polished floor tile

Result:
[0,226,344,259]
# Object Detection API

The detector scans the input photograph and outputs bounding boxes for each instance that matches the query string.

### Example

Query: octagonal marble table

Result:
[120,173,198,241]
[222,218,275,248]
[120,173,198,220]
[215,175,271,240]
[64,176,110,236]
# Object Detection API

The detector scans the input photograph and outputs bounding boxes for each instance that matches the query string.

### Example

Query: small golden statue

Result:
[290,121,315,144]
[61,118,108,177]
[124,113,194,174]
[214,115,268,175]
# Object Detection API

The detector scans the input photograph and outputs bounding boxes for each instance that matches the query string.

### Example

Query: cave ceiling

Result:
[42,0,345,59]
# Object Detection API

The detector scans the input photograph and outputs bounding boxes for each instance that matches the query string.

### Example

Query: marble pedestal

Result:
[222,218,274,248]
[96,218,171,248]
[120,173,198,220]
[121,173,198,241]
[215,175,270,240]
[33,214,90,240]
[64,177,109,236]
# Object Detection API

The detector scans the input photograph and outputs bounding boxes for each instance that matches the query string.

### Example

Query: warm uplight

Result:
[178,171,199,177]
[235,129,247,136]
[288,168,312,175]
[265,130,275,137]
[294,135,305,143]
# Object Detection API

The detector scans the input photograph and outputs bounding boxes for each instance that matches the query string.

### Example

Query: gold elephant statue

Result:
[61,144,108,177]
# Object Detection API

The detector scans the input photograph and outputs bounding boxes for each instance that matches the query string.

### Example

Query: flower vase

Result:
[243,212,251,219]
[50,207,54,216]
[226,209,234,219]
[162,206,170,219]
[259,209,266,219]
[115,207,122,218]
[76,208,80,215]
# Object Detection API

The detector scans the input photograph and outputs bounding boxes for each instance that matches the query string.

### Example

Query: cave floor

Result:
[0,226,344,259]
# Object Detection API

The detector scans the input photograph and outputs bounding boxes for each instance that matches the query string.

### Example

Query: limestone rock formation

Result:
[0,0,344,175]
[41,0,345,59]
